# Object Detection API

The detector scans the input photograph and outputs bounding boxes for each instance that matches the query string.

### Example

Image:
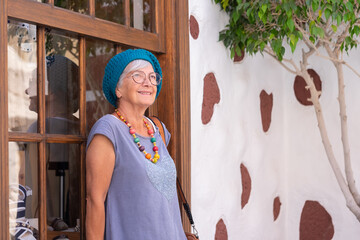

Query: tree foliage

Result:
[215,0,360,61]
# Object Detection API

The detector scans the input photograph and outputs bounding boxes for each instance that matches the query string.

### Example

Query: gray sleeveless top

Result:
[87,114,187,240]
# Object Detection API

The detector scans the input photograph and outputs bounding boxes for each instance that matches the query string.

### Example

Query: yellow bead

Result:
[154,153,160,159]
[153,158,158,163]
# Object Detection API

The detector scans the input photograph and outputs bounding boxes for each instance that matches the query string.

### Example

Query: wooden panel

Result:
[155,0,165,49]
[79,37,86,240]
[37,26,47,240]
[89,0,95,17]
[176,0,191,232]
[80,143,86,239]
[0,0,9,238]
[156,0,176,160]
[79,37,86,137]
[47,230,80,240]
[155,0,191,232]
[9,132,86,143]
[124,0,130,27]
[8,0,165,53]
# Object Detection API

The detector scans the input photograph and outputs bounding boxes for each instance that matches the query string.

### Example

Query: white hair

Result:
[116,59,152,88]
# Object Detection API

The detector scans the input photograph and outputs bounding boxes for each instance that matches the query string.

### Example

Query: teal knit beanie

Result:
[102,49,163,108]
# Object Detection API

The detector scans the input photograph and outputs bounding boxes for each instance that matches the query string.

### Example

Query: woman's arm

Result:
[86,135,115,240]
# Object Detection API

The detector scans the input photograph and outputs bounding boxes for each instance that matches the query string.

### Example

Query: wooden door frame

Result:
[152,0,191,232]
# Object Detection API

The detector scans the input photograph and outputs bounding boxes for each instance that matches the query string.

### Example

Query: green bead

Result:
[151,137,156,143]
[134,137,140,143]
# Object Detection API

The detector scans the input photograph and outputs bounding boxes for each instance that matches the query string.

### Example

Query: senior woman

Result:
[86,49,187,240]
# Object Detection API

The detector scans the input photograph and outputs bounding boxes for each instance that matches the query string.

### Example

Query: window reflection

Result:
[86,39,117,133]
[54,0,88,14]
[96,0,125,25]
[46,143,80,232]
[131,0,153,32]
[45,29,80,135]
[8,19,37,132]
[9,142,39,239]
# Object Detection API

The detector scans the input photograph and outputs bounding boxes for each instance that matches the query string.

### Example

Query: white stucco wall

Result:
[189,0,360,239]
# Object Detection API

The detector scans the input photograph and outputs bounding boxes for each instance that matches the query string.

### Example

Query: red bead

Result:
[129,128,136,134]
[148,129,154,135]
[153,146,158,151]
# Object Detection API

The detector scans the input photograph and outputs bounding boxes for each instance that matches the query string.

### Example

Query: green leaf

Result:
[312,0,319,11]
[324,9,331,20]
[287,18,295,32]
[309,36,316,44]
[337,14,341,25]
[260,42,266,51]
[258,10,264,20]
[261,4,267,13]
[331,24,337,32]
[233,11,240,23]
[269,33,275,40]
[221,0,229,10]
[230,47,235,59]
[354,26,360,36]
[346,1,353,11]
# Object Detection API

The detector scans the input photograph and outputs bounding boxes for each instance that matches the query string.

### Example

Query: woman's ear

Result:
[115,87,122,99]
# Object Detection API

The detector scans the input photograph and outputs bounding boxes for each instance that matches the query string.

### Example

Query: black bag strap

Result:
[149,116,199,238]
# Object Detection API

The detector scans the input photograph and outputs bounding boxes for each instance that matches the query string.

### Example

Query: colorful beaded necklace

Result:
[115,109,160,163]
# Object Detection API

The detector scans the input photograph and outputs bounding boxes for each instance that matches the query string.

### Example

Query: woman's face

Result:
[115,64,157,109]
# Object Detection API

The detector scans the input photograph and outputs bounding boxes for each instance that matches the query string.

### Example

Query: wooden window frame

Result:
[0,0,191,239]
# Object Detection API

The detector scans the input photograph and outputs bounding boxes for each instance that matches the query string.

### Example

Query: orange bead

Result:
[145,153,151,159]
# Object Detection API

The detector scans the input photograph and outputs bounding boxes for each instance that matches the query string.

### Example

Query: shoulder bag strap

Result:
[149,116,199,238]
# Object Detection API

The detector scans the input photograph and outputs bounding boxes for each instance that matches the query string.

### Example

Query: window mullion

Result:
[89,0,95,17]
[79,37,87,239]
[0,0,9,238]
[37,26,47,240]
[125,0,130,27]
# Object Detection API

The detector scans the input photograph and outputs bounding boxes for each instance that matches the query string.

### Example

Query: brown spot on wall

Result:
[215,219,228,240]
[189,15,199,39]
[260,90,273,132]
[294,69,322,106]
[300,200,334,240]
[240,163,251,209]
[273,196,281,221]
[234,49,245,62]
[202,73,220,124]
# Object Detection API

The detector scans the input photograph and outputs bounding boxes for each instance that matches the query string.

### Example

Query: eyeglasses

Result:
[130,71,162,86]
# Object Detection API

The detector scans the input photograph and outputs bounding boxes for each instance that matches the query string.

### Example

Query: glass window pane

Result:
[131,0,154,32]
[46,143,80,235]
[9,142,39,239]
[45,29,80,134]
[54,0,88,14]
[85,38,117,133]
[8,20,38,133]
[95,0,125,25]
